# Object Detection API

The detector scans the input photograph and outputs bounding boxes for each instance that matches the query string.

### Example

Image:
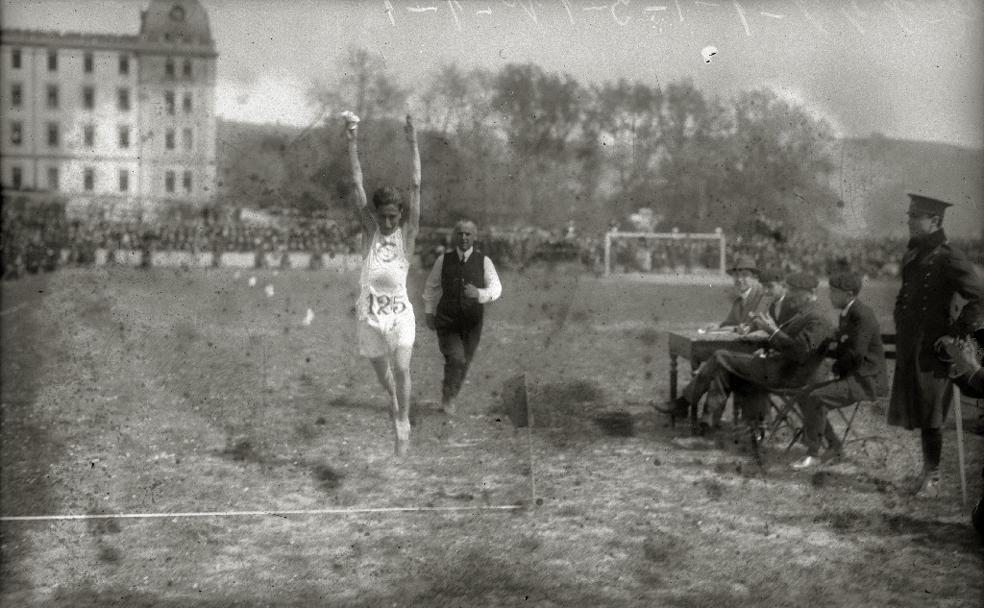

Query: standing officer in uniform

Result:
[423,220,503,415]
[890,194,984,498]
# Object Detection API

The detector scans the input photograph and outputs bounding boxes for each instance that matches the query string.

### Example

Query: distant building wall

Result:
[0,0,217,216]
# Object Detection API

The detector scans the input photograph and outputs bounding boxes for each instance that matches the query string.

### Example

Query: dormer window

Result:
[170,5,185,22]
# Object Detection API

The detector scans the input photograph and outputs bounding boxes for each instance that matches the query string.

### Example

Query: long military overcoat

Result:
[889,230,984,429]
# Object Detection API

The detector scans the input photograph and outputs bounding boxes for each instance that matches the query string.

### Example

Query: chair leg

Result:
[785,428,803,452]
[767,393,806,451]
[831,401,862,447]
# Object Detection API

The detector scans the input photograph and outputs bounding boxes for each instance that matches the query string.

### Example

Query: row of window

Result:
[10,83,195,115]
[9,48,194,79]
[8,165,193,194]
[164,57,194,79]
[10,47,130,74]
[9,121,194,151]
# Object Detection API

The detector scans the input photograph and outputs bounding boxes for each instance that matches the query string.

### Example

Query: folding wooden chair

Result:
[763,379,845,451]
[828,399,865,446]
[767,388,888,453]
[831,333,896,451]
[764,388,807,451]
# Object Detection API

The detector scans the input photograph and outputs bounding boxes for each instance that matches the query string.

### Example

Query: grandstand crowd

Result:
[2,203,982,281]
[604,233,977,279]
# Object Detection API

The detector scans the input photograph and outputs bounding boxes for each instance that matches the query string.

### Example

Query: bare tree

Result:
[306,47,408,123]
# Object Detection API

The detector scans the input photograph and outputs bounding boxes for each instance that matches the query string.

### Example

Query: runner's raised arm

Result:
[404,115,421,258]
[344,113,376,240]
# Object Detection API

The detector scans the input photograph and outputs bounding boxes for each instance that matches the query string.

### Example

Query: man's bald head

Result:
[453,220,477,252]
[454,220,477,233]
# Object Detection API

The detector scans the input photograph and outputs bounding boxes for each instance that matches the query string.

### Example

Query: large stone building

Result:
[0,0,217,216]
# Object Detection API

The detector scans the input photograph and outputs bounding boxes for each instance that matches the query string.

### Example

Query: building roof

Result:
[140,0,213,45]
[1,0,215,56]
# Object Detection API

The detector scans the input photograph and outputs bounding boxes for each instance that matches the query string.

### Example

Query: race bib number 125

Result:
[368,293,407,316]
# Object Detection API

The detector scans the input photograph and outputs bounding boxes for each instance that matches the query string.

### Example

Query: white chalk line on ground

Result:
[1,504,525,522]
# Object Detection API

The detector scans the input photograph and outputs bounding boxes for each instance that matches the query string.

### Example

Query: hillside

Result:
[213,120,983,239]
[832,136,984,239]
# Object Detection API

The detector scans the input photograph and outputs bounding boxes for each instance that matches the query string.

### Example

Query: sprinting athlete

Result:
[345,113,421,456]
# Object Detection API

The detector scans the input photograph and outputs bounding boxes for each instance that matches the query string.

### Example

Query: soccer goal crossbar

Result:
[603,231,727,278]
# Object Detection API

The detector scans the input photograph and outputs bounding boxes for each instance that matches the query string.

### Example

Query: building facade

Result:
[0,0,217,216]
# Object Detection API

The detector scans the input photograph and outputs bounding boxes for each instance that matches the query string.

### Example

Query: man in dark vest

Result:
[423,220,503,415]
[890,194,984,498]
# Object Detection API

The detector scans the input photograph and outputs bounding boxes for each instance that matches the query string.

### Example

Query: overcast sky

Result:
[4,0,983,148]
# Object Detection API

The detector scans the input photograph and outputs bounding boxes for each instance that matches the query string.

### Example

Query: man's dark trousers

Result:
[438,321,483,403]
[799,378,865,455]
[433,248,489,404]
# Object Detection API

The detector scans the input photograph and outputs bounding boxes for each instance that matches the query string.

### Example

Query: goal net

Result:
[603,231,727,277]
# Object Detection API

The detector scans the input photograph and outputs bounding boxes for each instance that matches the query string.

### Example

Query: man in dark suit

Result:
[889,194,984,498]
[719,255,768,328]
[759,268,790,325]
[654,257,768,425]
[423,220,503,415]
[792,272,888,469]
[662,272,834,435]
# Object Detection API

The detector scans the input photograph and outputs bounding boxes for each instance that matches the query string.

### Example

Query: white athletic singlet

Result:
[357,227,413,331]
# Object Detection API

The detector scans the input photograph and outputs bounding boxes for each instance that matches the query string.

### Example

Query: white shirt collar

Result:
[840,298,856,317]
[457,247,473,261]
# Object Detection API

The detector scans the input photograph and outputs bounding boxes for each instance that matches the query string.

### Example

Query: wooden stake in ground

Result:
[502,373,536,508]
[953,387,967,506]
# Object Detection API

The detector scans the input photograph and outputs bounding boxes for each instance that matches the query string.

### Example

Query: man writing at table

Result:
[659,255,768,422]
[718,255,768,330]
[658,272,833,436]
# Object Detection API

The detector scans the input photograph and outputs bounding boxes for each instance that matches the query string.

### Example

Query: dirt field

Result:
[2,266,982,607]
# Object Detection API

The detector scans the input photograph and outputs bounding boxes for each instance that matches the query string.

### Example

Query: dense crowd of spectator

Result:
[2,204,982,281]
[1,205,366,279]
[609,232,983,279]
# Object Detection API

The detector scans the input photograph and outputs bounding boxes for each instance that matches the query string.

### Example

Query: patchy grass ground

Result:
[1,266,981,607]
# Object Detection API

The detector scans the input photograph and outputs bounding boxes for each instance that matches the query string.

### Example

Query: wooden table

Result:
[667,329,766,426]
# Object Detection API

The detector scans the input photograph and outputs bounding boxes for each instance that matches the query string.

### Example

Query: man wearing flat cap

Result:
[720,255,768,328]
[660,272,833,436]
[890,194,984,498]
[792,271,888,469]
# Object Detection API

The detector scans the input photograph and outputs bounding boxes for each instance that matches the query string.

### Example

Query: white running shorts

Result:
[357,310,416,358]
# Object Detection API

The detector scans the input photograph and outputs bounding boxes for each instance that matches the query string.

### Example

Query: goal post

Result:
[603,230,727,277]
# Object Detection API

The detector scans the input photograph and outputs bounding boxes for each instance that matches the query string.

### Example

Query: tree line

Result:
[217,47,843,235]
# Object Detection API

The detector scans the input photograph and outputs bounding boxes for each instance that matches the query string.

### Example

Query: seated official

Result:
[792,272,888,470]
[717,255,768,330]
[759,267,792,325]
[659,272,834,436]
[653,256,768,421]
